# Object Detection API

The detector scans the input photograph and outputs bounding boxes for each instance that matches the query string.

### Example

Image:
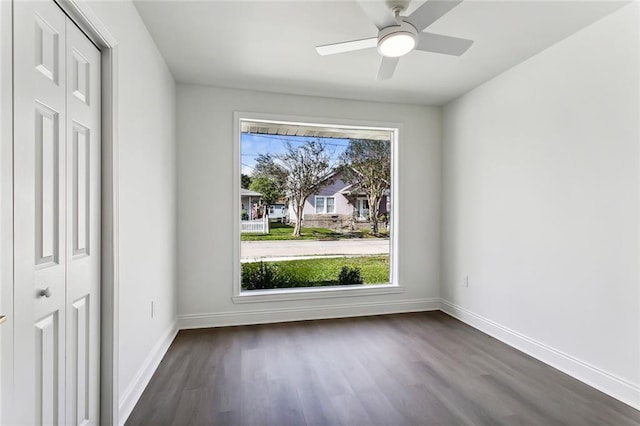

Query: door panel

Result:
[34,311,62,425]
[71,295,90,425]
[34,102,61,267]
[14,2,67,424]
[72,123,90,257]
[65,19,100,426]
[34,14,60,84]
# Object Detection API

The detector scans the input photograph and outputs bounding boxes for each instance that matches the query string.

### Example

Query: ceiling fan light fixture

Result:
[378,33,415,57]
[377,22,418,57]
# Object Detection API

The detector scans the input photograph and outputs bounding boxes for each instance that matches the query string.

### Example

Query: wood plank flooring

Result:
[126,312,640,426]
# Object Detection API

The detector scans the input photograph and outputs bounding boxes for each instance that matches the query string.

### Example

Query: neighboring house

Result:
[242,189,288,221]
[268,203,288,221]
[241,188,262,220]
[289,172,389,231]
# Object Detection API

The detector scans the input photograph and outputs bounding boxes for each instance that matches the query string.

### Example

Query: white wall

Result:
[84,1,177,421]
[0,2,12,421]
[177,85,440,323]
[442,4,639,408]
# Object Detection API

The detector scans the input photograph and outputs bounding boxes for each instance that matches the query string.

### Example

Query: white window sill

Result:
[232,284,404,304]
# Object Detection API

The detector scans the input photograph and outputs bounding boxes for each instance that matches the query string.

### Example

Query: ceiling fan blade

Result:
[406,0,463,32]
[316,37,378,56]
[415,32,473,56]
[377,56,399,80]
[357,0,397,30]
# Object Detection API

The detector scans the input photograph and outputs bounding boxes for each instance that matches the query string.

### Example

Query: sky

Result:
[241,133,350,176]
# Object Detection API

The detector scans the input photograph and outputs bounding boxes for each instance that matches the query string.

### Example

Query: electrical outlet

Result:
[151,301,154,318]
[464,275,469,288]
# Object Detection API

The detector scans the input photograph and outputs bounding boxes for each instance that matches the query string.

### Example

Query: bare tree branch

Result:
[277,140,335,237]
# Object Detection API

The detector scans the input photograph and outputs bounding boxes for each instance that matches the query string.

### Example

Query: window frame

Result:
[233,112,402,303]
[315,196,336,214]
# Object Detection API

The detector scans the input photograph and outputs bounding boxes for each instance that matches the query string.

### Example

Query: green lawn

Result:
[241,222,389,241]
[241,255,390,290]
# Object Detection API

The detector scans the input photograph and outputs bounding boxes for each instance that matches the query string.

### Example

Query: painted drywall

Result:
[177,86,440,320]
[0,2,12,421]
[442,3,639,407]
[85,0,177,413]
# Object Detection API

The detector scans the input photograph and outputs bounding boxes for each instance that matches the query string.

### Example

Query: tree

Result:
[249,176,280,211]
[241,174,252,189]
[278,140,334,237]
[253,153,288,193]
[340,139,391,234]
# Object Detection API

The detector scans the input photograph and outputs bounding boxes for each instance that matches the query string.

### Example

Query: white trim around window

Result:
[233,111,401,303]
[315,196,336,214]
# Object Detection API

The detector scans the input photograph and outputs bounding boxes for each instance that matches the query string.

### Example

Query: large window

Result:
[236,115,398,299]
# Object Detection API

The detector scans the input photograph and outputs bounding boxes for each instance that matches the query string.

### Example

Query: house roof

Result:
[338,184,360,196]
[339,183,390,197]
[241,188,262,197]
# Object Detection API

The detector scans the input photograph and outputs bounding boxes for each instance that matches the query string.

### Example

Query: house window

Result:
[315,196,335,214]
[327,197,335,213]
[236,114,398,301]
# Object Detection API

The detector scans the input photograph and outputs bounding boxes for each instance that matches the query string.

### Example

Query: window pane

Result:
[240,119,394,292]
[327,197,335,213]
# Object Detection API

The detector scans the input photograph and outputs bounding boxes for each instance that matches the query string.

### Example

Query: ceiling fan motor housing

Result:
[377,21,419,57]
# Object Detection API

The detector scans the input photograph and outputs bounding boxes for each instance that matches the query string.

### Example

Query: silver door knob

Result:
[38,287,52,298]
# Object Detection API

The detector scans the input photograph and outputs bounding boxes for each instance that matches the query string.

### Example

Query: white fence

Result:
[241,217,270,234]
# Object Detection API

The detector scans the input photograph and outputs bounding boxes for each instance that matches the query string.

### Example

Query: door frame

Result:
[0,1,120,424]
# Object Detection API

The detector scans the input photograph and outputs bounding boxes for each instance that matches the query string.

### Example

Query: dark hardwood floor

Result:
[126,311,640,426]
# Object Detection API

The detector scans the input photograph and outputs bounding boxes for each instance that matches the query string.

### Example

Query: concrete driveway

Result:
[241,239,389,262]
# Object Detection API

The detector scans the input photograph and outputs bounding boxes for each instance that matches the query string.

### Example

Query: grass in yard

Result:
[241,255,390,290]
[241,222,339,241]
[241,222,389,241]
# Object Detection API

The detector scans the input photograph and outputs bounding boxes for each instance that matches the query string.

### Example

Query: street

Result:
[241,238,390,262]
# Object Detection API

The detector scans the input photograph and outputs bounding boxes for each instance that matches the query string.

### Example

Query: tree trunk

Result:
[292,199,304,237]
[369,195,380,235]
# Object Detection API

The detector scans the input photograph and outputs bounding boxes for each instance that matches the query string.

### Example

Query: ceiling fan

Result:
[315,0,473,80]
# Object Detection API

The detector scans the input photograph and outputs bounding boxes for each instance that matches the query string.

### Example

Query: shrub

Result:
[242,262,292,290]
[338,266,363,285]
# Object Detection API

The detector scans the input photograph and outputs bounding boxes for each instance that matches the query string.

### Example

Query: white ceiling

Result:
[133,0,629,105]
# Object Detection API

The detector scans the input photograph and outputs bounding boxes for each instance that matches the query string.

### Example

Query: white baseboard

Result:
[119,299,638,425]
[440,299,640,411]
[177,298,440,329]
[118,321,178,426]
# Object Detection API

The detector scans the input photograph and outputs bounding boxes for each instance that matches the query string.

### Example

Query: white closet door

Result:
[13,1,101,424]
